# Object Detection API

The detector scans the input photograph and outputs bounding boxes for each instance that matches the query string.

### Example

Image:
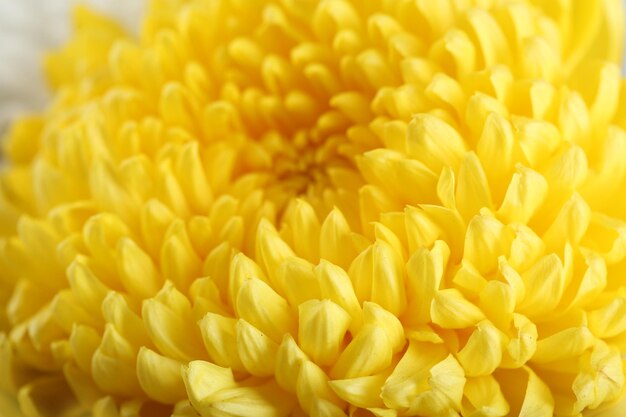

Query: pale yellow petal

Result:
[430,289,485,329]
[457,321,506,377]
[236,319,279,377]
[235,277,296,343]
[298,299,351,367]
[330,325,393,380]
[136,347,187,404]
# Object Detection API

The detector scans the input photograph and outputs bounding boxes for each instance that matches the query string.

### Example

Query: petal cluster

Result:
[1,1,626,417]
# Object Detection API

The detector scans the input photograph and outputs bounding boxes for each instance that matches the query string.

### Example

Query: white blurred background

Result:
[0,0,144,133]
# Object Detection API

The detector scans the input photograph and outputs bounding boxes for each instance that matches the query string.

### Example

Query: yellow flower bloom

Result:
[1,1,626,417]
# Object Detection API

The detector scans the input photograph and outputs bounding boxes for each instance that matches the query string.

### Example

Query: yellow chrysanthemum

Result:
[1,1,626,417]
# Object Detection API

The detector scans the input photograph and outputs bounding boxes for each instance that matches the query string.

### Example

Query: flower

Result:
[1,1,626,417]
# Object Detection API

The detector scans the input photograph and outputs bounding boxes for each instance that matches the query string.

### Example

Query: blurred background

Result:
[0,0,144,134]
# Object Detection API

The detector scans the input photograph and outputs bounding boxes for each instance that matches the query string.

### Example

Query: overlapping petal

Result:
[0,1,625,417]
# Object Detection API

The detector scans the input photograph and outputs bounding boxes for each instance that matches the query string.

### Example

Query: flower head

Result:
[1,1,626,417]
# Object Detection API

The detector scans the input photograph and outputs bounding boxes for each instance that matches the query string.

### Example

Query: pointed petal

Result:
[275,334,309,393]
[299,299,351,366]
[457,321,506,376]
[297,361,344,414]
[430,289,485,329]
[116,237,161,299]
[316,260,362,332]
[235,277,296,343]
[362,302,405,353]
[348,241,407,316]
[329,373,387,409]
[330,325,392,379]
[236,319,279,377]
[136,347,186,404]
[198,312,245,372]
[456,152,493,221]
[461,375,509,417]
[279,258,322,308]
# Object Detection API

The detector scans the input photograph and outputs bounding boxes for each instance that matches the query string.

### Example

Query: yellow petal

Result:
[63,362,102,407]
[92,396,119,417]
[228,253,267,309]
[475,114,517,200]
[464,213,514,276]
[160,220,202,291]
[501,314,538,368]
[255,219,296,293]
[403,206,443,253]
[315,260,362,332]
[198,312,245,372]
[297,360,344,414]
[68,324,101,374]
[235,277,296,343]
[298,299,351,366]
[479,280,516,330]
[278,258,322,308]
[532,326,595,364]
[182,360,237,407]
[357,150,438,206]
[460,9,512,68]
[101,292,150,349]
[140,199,175,258]
[136,346,187,404]
[329,373,387,409]
[457,321,506,377]
[572,342,624,411]
[507,224,545,274]
[275,334,309,394]
[236,319,279,377]
[542,193,591,252]
[587,297,626,339]
[83,213,130,281]
[283,199,321,262]
[405,242,447,325]
[348,241,407,316]
[497,166,548,225]
[116,237,162,299]
[496,367,553,417]
[196,380,296,417]
[202,241,235,301]
[17,376,81,417]
[428,29,475,77]
[430,289,485,329]
[518,254,565,317]
[406,114,466,173]
[424,73,467,117]
[174,141,213,213]
[456,153,493,221]
[310,398,348,417]
[461,375,509,417]
[382,342,465,416]
[454,256,488,295]
[319,208,361,270]
[66,257,109,319]
[330,324,393,380]
[91,324,142,396]
[189,276,230,318]
[362,302,405,354]
[142,294,206,362]
[50,289,98,333]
